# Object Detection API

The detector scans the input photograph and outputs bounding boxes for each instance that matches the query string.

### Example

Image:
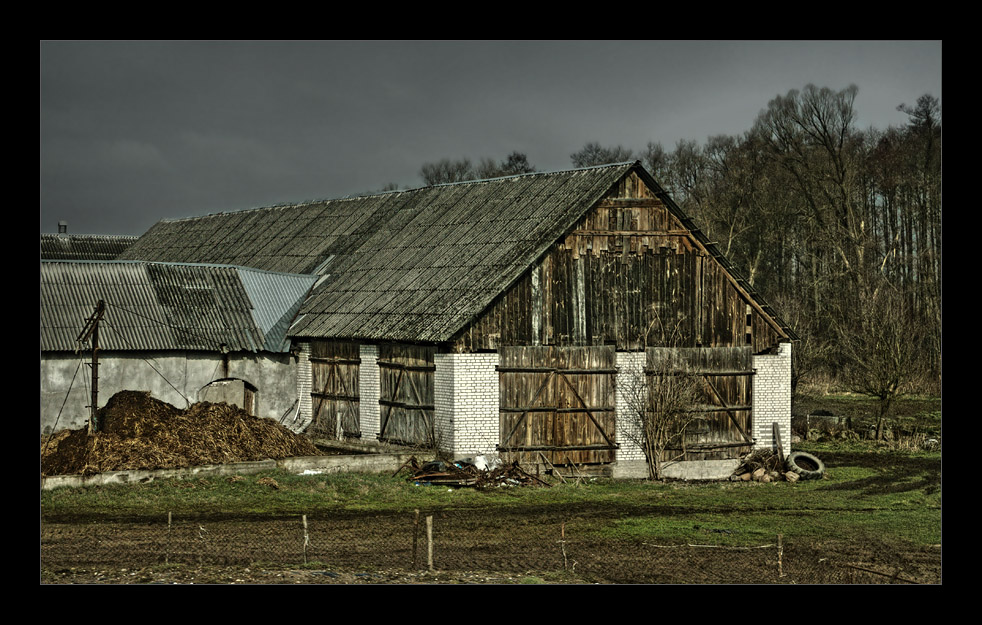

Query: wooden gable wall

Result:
[451,172,785,353]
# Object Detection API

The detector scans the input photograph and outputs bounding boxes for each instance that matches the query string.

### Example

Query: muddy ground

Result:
[40,505,941,585]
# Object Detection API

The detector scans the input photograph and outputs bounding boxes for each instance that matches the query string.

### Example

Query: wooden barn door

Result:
[378,343,436,447]
[646,346,754,461]
[498,345,617,466]
[309,340,361,439]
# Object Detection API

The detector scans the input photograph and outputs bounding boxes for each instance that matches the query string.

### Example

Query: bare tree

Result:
[421,152,536,185]
[639,141,670,185]
[570,142,634,168]
[621,352,702,480]
[420,158,474,185]
[753,85,870,292]
[770,291,833,397]
[835,278,927,440]
[620,318,701,480]
[475,151,536,178]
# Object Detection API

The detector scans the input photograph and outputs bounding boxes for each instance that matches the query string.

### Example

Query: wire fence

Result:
[40,510,941,584]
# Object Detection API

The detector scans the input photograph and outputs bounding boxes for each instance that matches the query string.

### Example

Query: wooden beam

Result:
[498,366,618,374]
[570,229,691,236]
[686,404,753,413]
[377,361,436,372]
[499,406,616,413]
[378,398,435,411]
[310,392,360,402]
[499,444,619,452]
[309,357,362,365]
[663,441,753,451]
[645,369,755,376]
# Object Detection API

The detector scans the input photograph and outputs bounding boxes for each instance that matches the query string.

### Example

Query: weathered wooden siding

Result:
[309,340,361,439]
[452,172,784,353]
[647,346,754,462]
[377,343,436,447]
[498,345,616,466]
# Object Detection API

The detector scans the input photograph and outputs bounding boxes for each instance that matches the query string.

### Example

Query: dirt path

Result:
[41,508,941,584]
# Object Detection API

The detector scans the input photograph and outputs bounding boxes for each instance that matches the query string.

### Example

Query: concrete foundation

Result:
[612,458,741,480]
[41,452,420,491]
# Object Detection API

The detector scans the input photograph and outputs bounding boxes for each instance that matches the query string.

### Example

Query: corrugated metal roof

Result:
[41,234,138,260]
[238,267,317,352]
[120,194,396,275]
[40,261,315,353]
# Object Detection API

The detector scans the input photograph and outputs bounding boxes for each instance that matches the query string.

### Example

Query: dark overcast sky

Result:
[40,40,942,237]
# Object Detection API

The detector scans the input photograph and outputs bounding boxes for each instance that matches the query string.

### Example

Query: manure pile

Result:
[41,390,321,476]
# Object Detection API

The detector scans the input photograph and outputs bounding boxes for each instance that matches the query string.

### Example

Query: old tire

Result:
[786,451,825,480]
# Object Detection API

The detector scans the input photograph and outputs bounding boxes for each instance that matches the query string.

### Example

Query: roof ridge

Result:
[40,258,317,279]
[41,233,139,239]
[148,162,639,224]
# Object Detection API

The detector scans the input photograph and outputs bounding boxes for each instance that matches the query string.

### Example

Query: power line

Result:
[98,315,191,407]
[42,356,85,458]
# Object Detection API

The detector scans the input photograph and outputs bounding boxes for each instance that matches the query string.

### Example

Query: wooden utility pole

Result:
[76,300,106,435]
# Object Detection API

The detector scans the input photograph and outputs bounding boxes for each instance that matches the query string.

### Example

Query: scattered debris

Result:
[730,449,825,483]
[395,456,551,489]
[257,477,281,490]
[41,390,323,476]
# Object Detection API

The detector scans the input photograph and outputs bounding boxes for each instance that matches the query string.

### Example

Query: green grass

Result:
[41,446,941,550]
[793,394,942,435]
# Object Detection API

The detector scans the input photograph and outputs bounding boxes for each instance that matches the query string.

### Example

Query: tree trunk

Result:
[875,396,893,441]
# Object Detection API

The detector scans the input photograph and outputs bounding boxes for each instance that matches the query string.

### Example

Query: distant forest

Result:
[418,85,942,400]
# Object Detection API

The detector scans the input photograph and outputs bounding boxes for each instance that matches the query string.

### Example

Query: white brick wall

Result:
[287,341,313,433]
[752,342,792,457]
[359,344,381,441]
[615,351,647,463]
[433,355,455,452]
[434,352,500,459]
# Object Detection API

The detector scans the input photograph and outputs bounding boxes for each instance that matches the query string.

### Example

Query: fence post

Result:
[560,522,568,570]
[302,515,309,565]
[426,515,434,572]
[412,509,420,569]
[777,534,784,578]
[166,511,172,565]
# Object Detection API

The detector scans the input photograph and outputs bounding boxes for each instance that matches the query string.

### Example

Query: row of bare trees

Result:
[419,152,536,185]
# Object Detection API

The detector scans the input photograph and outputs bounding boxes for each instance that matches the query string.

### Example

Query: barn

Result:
[40,260,316,434]
[119,162,796,479]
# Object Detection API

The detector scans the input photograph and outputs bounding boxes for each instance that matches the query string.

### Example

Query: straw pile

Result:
[41,390,321,476]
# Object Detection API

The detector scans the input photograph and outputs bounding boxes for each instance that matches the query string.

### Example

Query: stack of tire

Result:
[785,451,825,480]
